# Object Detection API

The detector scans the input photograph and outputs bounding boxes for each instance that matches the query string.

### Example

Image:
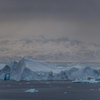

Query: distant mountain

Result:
[0,37,100,62]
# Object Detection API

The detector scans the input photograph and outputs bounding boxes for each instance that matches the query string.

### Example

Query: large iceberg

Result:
[0,58,100,81]
[0,58,62,81]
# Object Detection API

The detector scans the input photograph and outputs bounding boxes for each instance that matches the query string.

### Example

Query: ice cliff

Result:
[0,58,100,81]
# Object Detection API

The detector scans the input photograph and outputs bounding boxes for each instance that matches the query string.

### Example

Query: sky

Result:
[0,0,100,44]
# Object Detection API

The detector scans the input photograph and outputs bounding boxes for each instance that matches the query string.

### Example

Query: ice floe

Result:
[72,79,100,83]
[25,89,38,93]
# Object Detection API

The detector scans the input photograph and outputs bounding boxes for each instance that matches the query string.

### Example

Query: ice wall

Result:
[0,58,100,81]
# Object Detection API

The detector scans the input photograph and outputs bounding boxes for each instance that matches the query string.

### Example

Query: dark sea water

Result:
[0,62,100,100]
[0,81,100,100]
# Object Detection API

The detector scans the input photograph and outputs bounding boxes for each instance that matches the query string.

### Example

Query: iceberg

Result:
[0,64,6,70]
[25,89,38,93]
[0,57,100,81]
[72,79,100,83]
[4,73,10,80]
[0,57,62,81]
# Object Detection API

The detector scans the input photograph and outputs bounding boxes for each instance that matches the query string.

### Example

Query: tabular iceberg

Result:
[0,57,100,81]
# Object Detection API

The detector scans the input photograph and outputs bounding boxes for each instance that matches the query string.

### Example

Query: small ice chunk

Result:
[46,82,50,84]
[67,86,71,88]
[26,82,30,84]
[64,92,67,94]
[25,89,38,93]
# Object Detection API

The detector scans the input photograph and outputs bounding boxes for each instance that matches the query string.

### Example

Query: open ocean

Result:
[0,62,100,100]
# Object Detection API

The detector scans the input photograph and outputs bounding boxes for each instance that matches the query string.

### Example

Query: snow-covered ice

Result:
[72,79,100,83]
[25,89,38,93]
[0,64,6,70]
[0,57,100,81]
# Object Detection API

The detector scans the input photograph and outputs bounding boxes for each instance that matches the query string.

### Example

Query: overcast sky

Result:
[0,0,100,43]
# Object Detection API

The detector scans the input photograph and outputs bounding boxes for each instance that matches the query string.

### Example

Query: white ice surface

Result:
[25,89,38,92]
[1,58,100,81]
[72,79,100,83]
[0,64,6,70]
[23,58,62,73]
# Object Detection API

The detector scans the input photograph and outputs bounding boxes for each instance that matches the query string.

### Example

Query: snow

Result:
[25,89,38,93]
[0,57,100,81]
[72,79,100,83]
[0,64,6,70]
[23,58,61,73]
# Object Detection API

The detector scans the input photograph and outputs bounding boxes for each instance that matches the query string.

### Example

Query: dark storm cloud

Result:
[0,0,100,20]
[0,0,100,43]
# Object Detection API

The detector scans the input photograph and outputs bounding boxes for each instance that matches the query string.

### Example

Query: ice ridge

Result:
[0,58,100,81]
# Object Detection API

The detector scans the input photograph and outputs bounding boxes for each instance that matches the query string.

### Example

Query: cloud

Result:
[0,0,100,18]
[0,0,100,44]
